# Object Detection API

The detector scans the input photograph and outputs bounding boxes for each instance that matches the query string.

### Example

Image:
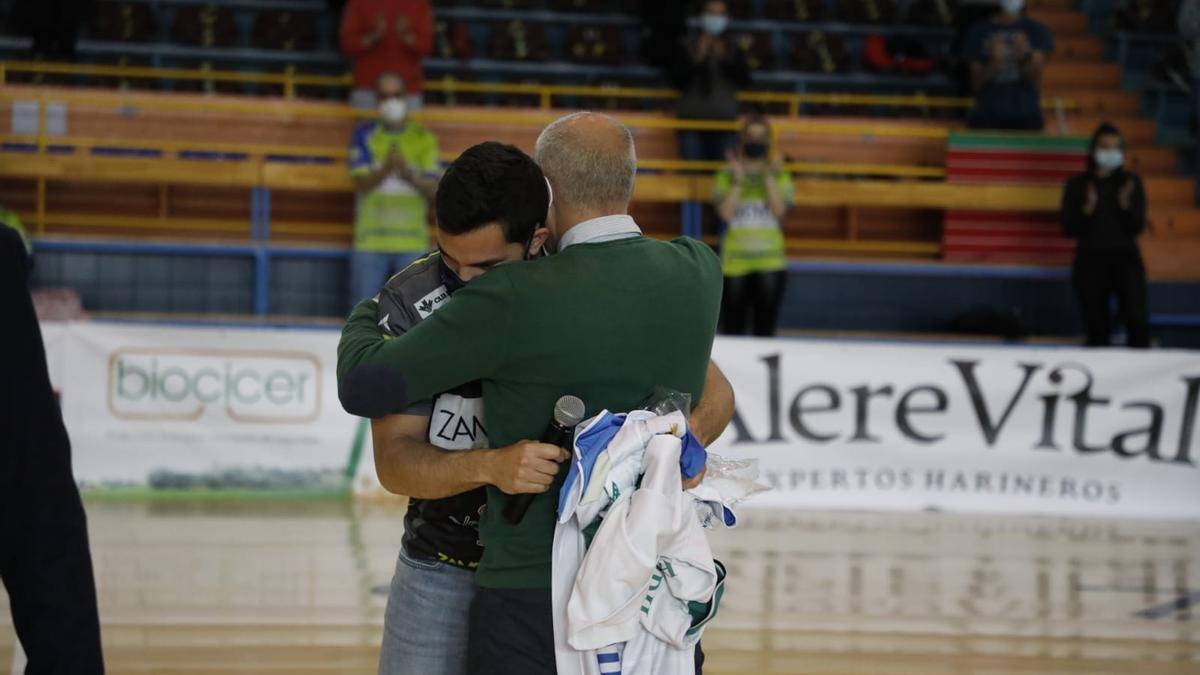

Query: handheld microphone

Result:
[502,395,586,525]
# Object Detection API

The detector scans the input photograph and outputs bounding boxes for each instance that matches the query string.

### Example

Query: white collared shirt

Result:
[558,214,643,251]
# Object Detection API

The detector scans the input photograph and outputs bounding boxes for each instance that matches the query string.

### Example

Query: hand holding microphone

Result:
[501,395,585,524]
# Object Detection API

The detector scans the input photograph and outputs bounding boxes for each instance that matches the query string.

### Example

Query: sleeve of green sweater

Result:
[337,272,512,418]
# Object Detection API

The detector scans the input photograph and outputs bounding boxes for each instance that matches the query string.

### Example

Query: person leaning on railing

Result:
[714,115,794,338]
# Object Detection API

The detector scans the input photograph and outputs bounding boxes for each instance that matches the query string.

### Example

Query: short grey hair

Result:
[533,112,637,211]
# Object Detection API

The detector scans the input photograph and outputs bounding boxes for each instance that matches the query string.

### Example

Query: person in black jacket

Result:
[670,0,750,163]
[1060,122,1151,348]
[0,226,105,674]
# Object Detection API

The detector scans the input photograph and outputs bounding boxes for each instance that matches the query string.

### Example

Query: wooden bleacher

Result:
[2,26,1199,281]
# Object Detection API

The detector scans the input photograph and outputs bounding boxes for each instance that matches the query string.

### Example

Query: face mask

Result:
[1000,0,1024,15]
[379,98,407,124]
[743,142,768,159]
[438,255,467,295]
[700,13,728,35]
[1094,149,1124,171]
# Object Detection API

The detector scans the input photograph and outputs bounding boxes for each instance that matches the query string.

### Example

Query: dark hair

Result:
[435,141,550,243]
[1086,121,1124,174]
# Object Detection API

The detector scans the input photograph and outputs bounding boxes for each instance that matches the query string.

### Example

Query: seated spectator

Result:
[339,0,432,110]
[347,72,440,310]
[670,0,750,163]
[715,115,794,337]
[485,20,550,62]
[172,4,238,48]
[91,1,157,42]
[1060,123,1150,348]
[962,0,1052,130]
[566,24,625,65]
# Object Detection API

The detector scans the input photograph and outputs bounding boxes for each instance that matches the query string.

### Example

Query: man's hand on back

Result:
[483,441,570,495]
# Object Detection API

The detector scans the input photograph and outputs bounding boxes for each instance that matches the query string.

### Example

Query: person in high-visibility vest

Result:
[347,72,441,310]
[714,115,794,337]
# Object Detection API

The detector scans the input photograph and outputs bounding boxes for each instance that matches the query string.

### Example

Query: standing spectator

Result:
[962,0,1053,130]
[339,0,432,110]
[348,72,441,309]
[1060,123,1151,348]
[671,0,750,163]
[715,115,794,337]
[1180,0,1200,166]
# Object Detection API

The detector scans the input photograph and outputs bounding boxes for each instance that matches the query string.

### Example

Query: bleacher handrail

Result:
[0,85,961,138]
[0,134,948,178]
[0,61,1077,113]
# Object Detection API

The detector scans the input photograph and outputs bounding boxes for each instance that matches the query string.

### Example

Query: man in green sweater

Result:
[338,112,724,673]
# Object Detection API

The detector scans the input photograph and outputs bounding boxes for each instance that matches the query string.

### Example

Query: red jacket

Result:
[339,0,433,92]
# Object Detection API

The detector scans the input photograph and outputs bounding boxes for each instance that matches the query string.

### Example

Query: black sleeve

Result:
[1120,173,1148,237]
[1060,175,1090,238]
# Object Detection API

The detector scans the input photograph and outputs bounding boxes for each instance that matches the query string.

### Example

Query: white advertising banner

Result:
[43,321,1200,518]
[49,322,370,494]
[707,338,1200,519]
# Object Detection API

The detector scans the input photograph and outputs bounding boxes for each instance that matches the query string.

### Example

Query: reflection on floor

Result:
[2,500,1198,674]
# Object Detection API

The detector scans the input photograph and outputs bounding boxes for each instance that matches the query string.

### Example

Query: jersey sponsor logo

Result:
[429,394,488,450]
[414,284,450,319]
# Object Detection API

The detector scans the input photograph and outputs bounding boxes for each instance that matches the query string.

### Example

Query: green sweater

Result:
[338,235,722,588]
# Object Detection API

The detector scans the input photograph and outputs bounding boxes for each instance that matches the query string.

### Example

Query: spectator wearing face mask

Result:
[347,72,442,309]
[339,0,432,109]
[1060,123,1151,348]
[670,0,750,164]
[715,115,794,337]
[962,0,1053,130]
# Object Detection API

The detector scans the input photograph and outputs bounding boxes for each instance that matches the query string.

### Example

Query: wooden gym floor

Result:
[2,499,1198,674]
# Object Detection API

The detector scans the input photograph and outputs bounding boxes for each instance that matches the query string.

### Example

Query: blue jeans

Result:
[349,251,424,310]
[379,548,476,675]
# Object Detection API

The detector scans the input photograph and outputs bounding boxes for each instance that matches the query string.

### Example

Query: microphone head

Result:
[554,395,586,427]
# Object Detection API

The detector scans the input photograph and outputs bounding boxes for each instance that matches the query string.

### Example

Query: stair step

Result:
[1055,36,1103,60]
[1145,177,1198,206]
[1061,114,1156,142]
[1142,236,1200,280]
[1044,61,1122,88]
[1149,206,1200,236]
[1030,9,1090,35]
[1126,146,1180,174]
[1051,89,1141,115]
